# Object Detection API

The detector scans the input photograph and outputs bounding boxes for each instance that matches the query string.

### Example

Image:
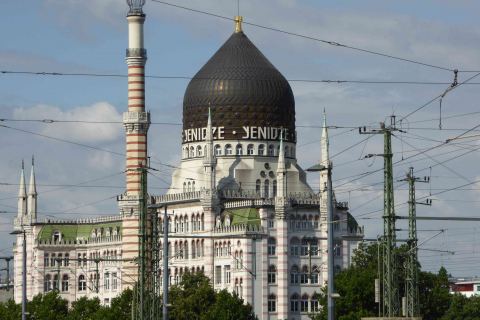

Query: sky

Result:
[1,0,480,278]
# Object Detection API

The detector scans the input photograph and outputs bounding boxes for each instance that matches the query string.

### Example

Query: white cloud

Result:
[12,102,122,143]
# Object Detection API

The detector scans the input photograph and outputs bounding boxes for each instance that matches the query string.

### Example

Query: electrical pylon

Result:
[359,116,403,317]
[400,167,429,318]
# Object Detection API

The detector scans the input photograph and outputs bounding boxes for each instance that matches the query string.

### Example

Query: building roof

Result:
[183,29,295,141]
[38,221,122,241]
[230,207,261,226]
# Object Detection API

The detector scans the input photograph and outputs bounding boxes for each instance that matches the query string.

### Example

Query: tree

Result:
[27,291,69,320]
[419,266,451,320]
[441,294,480,320]
[0,299,21,320]
[203,289,256,320]
[168,271,256,320]
[68,296,102,320]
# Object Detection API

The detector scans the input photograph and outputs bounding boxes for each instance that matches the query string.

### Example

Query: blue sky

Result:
[2,0,480,277]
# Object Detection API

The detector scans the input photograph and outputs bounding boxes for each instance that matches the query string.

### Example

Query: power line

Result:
[150,0,467,73]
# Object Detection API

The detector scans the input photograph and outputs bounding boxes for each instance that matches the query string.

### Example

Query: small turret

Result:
[203,107,217,191]
[17,160,27,220]
[27,156,37,222]
[275,131,289,217]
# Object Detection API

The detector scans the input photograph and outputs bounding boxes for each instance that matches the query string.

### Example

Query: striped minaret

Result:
[121,0,150,289]
[319,110,330,285]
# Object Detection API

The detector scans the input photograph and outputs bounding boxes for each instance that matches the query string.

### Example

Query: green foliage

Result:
[28,291,69,320]
[419,266,452,320]
[169,271,256,320]
[0,298,21,320]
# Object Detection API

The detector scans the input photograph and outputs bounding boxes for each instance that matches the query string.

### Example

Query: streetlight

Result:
[10,228,26,320]
[307,163,336,320]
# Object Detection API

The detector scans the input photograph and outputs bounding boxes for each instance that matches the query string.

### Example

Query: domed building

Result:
[152,16,364,320]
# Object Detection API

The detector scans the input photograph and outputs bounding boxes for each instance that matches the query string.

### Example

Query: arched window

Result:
[196,145,202,157]
[187,181,191,192]
[301,238,309,256]
[44,253,49,267]
[285,145,289,157]
[311,265,319,284]
[236,144,243,155]
[268,294,276,312]
[300,265,309,284]
[255,179,261,195]
[273,180,277,197]
[62,274,69,292]
[310,238,318,256]
[214,144,222,156]
[183,147,189,158]
[268,144,275,156]
[44,274,52,292]
[258,144,265,156]
[314,215,320,229]
[247,144,254,155]
[290,265,299,284]
[290,293,299,312]
[53,274,59,291]
[51,253,56,267]
[268,237,276,255]
[268,265,276,284]
[183,182,186,192]
[300,293,309,312]
[311,293,320,312]
[64,253,69,266]
[264,179,269,198]
[53,231,61,242]
[290,237,300,256]
[191,240,196,258]
[190,146,195,157]
[334,241,342,257]
[225,144,233,155]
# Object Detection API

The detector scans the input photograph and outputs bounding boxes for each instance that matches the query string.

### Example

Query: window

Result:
[83,253,87,266]
[290,265,299,284]
[62,275,69,292]
[214,144,222,156]
[197,145,203,157]
[225,144,232,155]
[255,179,261,195]
[236,144,243,155]
[112,272,118,291]
[51,253,56,267]
[215,266,222,284]
[285,145,289,157]
[301,238,309,256]
[273,180,277,197]
[44,274,52,292]
[334,242,342,257]
[268,144,275,156]
[58,253,63,266]
[104,272,110,290]
[290,293,299,312]
[268,294,276,312]
[258,144,265,156]
[290,237,300,256]
[53,231,61,242]
[53,274,59,291]
[311,294,319,312]
[300,266,309,284]
[44,253,49,267]
[268,218,274,228]
[268,265,276,284]
[310,238,318,256]
[247,144,254,155]
[264,179,269,198]
[64,253,69,266]
[190,146,195,157]
[78,274,87,291]
[268,237,276,255]
[311,266,319,284]
[224,265,231,284]
[300,294,309,312]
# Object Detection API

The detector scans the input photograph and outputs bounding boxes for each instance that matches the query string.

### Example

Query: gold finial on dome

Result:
[234,15,243,33]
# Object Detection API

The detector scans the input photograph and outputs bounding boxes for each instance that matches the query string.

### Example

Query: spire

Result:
[234,15,243,33]
[277,130,286,173]
[27,156,37,220]
[321,109,330,167]
[17,160,27,218]
[203,107,217,191]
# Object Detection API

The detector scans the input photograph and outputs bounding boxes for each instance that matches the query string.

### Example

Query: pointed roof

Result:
[321,110,330,166]
[18,160,26,198]
[28,156,37,195]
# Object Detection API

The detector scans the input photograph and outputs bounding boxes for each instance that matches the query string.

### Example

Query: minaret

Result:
[203,108,217,192]
[124,0,150,195]
[275,131,288,215]
[27,156,37,223]
[320,110,330,285]
[121,0,150,289]
[15,161,27,229]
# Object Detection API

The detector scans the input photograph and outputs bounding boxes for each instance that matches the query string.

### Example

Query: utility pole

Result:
[399,167,430,318]
[162,205,169,320]
[360,116,403,317]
